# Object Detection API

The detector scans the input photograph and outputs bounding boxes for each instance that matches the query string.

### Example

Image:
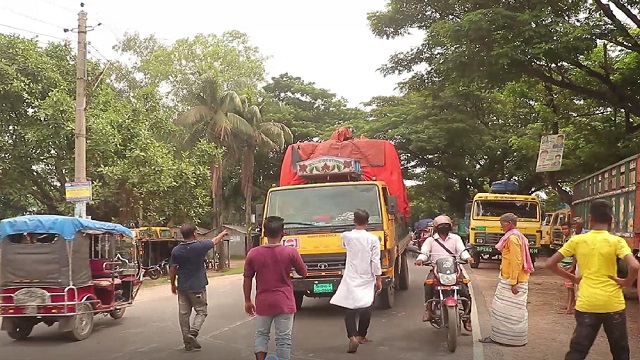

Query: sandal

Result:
[479,337,526,347]
[463,320,472,332]
[479,337,498,344]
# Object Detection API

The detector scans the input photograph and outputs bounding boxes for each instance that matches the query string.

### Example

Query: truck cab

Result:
[541,212,554,252]
[550,209,571,250]
[257,153,411,310]
[468,181,541,268]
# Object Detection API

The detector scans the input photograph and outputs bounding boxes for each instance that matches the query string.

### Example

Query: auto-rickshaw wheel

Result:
[67,303,94,341]
[7,320,34,340]
[110,308,126,319]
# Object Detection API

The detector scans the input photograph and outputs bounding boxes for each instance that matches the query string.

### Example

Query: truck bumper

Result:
[292,275,393,297]
[470,245,540,257]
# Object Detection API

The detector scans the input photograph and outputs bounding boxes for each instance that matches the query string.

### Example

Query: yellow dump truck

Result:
[468,181,541,268]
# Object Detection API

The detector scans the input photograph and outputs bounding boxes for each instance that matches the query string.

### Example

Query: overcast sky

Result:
[0,0,423,106]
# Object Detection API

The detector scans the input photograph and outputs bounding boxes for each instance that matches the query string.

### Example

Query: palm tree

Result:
[235,96,293,250]
[176,75,253,269]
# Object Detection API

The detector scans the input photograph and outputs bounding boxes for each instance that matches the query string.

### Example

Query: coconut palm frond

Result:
[256,133,279,152]
[182,121,208,149]
[239,96,249,113]
[204,111,229,142]
[221,91,243,113]
[194,94,209,107]
[200,76,222,104]
[245,105,262,127]
[259,122,293,149]
[175,105,213,126]
[225,112,254,137]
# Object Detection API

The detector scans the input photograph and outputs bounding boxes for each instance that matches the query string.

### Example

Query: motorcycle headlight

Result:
[439,273,457,286]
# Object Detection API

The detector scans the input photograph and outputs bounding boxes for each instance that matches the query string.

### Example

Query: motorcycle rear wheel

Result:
[147,269,160,280]
[446,306,459,352]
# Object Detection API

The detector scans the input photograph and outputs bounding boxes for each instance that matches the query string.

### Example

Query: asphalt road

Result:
[0,262,482,360]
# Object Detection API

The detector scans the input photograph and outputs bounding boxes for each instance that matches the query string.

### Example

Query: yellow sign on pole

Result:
[65,181,92,202]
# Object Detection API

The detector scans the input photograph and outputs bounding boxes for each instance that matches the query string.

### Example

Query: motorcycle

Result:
[408,248,471,353]
[158,258,170,276]
[142,264,162,280]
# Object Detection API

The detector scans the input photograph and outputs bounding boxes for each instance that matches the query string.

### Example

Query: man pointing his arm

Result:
[169,224,228,351]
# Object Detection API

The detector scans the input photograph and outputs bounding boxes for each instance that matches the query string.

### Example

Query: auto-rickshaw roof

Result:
[0,215,134,241]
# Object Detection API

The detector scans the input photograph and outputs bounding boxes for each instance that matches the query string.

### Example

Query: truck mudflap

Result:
[292,275,393,297]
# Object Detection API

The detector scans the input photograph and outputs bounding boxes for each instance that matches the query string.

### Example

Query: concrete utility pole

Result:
[64,3,100,218]
[74,5,88,218]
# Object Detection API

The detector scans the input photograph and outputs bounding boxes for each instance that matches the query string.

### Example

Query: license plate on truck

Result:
[313,283,334,293]
[476,246,493,253]
[530,247,539,254]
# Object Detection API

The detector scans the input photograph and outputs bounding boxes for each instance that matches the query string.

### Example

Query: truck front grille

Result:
[301,253,346,271]
[475,233,537,246]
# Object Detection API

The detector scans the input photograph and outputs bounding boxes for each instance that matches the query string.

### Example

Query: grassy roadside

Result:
[140,259,245,289]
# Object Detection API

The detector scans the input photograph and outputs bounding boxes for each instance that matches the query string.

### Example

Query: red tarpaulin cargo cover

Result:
[279,132,410,220]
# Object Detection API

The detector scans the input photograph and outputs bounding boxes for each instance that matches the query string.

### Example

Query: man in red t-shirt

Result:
[243,216,308,360]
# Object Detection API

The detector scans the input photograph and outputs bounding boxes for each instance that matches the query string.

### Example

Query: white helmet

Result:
[433,215,452,227]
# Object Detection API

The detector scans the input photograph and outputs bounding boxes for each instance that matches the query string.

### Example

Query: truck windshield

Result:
[266,184,383,228]
[473,200,539,221]
[542,213,553,226]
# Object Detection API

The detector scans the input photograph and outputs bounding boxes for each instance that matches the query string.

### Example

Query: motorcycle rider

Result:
[415,215,473,331]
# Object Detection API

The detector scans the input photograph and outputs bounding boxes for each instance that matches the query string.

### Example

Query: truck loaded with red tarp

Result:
[279,128,411,221]
[257,127,412,310]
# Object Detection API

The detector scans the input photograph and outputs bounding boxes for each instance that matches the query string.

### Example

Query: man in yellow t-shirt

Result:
[542,200,639,360]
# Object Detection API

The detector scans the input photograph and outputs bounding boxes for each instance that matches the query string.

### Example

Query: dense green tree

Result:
[114,31,268,109]
[0,34,218,226]
[366,0,640,206]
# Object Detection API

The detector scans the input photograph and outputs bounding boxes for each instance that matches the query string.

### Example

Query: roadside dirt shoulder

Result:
[468,260,640,359]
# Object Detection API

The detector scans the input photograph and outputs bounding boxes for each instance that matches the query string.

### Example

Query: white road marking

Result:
[201,316,255,338]
[462,267,485,360]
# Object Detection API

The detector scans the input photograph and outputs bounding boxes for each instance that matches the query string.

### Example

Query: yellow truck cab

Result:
[550,209,571,250]
[468,181,541,268]
[541,213,554,250]
[255,130,412,310]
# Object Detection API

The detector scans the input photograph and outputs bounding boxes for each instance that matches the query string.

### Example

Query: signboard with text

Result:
[65,181,93,202]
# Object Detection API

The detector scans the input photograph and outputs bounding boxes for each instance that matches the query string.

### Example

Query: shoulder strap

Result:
[433,236,455,255]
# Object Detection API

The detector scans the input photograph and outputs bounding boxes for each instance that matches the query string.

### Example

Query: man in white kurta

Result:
[330,209,382,354]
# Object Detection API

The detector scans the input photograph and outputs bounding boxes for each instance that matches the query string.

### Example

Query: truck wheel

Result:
[471,253,480,269]
[7,319,34,341]
[398,254,409,291]
[294,292,304,311]
[377,285,395,310]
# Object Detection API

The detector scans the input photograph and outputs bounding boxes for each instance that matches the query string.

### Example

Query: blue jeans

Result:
[255,313,294,360]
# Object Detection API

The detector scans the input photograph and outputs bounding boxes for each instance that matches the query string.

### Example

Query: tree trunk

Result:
[211,160,228,270]
[544,173,573,205]
[242,146,256,255]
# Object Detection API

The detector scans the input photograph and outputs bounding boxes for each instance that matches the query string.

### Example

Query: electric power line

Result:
[33,0,76,13]
[0,6,65,29]
[0,23,68,41]
[88,43,109,61]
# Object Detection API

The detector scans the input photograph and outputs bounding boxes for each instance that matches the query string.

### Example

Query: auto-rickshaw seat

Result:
[90,259,113,278]
[92,278,122,288]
